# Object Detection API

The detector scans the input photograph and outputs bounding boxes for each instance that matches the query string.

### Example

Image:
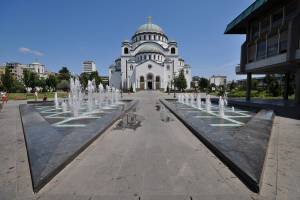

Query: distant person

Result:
[2,92,8,104]
[34,91,38,101]
[43,95,47,102]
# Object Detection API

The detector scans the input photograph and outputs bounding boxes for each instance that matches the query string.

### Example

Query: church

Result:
[109,17,191,91]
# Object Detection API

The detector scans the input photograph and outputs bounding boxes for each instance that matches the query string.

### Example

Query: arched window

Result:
[186,70,189,74]
[124,47,129,54]
[171,47,176,54]
[144,35,146,40]
[154,55,156,60]
[148,55,151,60]
[140,76,144,82]
[130,65,133,70]
[148,64,152,69]
[148,35,151,40]
[144,55,146,60]
[167,65,170,70]
[147,73,153,80]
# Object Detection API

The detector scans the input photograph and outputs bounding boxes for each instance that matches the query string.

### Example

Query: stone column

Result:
[246,73,252,101]
[283,73,290,100]
[295,69,300,105]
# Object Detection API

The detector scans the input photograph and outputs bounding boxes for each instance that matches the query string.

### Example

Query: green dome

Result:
[137,44,163,54]
[135,23,165,35]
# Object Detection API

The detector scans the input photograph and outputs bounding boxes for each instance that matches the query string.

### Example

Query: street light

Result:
[173,72,176,99]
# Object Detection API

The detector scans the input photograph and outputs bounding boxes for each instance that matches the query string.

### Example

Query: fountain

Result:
[54,92,59,109]
[61,100,67,112]
[87,80,96,111]
[205,94,211,112]
[197,93,201,109]
[224,92,228,106]
[189,94,194,106]
[68,77,83,117]
[219,96,225,117]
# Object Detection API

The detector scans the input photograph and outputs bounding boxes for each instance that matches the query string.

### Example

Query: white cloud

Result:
[32,50,44,56]
[19,47,31,53]
[18,47,44,56]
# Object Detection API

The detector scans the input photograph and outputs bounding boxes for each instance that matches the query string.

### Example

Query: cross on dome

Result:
[147,16,152,24]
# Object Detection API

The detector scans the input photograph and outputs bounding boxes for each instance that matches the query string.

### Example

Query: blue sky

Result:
[0,0,254,80]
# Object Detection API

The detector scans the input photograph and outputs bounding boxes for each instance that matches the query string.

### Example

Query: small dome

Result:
[137,44,163,54]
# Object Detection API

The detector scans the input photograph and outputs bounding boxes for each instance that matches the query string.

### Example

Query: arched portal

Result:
[140,76,145,90]
[146,73,154,90]
[155,76,160,90]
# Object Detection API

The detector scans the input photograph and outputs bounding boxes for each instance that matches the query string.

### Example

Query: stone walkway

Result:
[0,91,299,200]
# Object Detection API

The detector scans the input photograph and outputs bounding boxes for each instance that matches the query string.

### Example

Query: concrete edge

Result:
[160,99,274,193]
[257,111,275,194]
[19,100,139,193]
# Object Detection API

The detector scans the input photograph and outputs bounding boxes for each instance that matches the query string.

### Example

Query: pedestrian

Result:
[34,91,38,101]
[2,92,8,104]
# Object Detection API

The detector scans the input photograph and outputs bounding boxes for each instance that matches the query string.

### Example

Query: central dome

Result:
[135,17,165,35]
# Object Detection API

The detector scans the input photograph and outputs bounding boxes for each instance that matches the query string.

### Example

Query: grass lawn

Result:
[228,89,295,100]
[6,92,68,100]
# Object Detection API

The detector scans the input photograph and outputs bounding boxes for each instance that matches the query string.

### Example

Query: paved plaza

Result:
[0,91,300,200]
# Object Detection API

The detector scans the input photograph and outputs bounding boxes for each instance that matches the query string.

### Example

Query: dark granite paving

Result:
[19,100,137,192]
[160,99,274,193]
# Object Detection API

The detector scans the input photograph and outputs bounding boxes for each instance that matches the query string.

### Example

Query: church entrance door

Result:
[146,73,153,90]
[147,81,153,90]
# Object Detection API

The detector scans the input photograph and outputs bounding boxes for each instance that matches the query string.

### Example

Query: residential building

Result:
[83,61,97,73]
[209,75,227,86]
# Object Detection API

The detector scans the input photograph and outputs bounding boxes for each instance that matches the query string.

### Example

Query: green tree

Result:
[46,74,58,91]
[264,74,281,96]
[252,79,258,90]
[37,77,47,92]
[1,67,14,92]
[23,69,38,91]
[23,69,31,89]
[174,69,187,92]
[58,66,71,81]
[89,71,102,89]
[29,71,38,91]
[229,80,237,91]
[11,79,26,93]
[198,77,209,91]
[57,80,70,91]
[79,73,89,90]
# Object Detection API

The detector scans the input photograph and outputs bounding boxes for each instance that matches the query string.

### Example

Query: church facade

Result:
[109,17,191,91]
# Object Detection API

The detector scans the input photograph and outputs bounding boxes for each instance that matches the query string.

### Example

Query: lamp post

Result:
[120,72,123,98]
[173,72,176,99]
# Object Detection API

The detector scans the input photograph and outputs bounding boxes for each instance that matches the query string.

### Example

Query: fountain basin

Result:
[160,99,274,193]
[20,99,138,192]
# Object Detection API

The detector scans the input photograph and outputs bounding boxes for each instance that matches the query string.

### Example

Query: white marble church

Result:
[109,17,191,91]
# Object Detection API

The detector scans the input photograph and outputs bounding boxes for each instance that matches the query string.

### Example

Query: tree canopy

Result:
[198,77,209,91]
[174,69,187,92]
[58,66,71,81]
[1,67,14,92]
